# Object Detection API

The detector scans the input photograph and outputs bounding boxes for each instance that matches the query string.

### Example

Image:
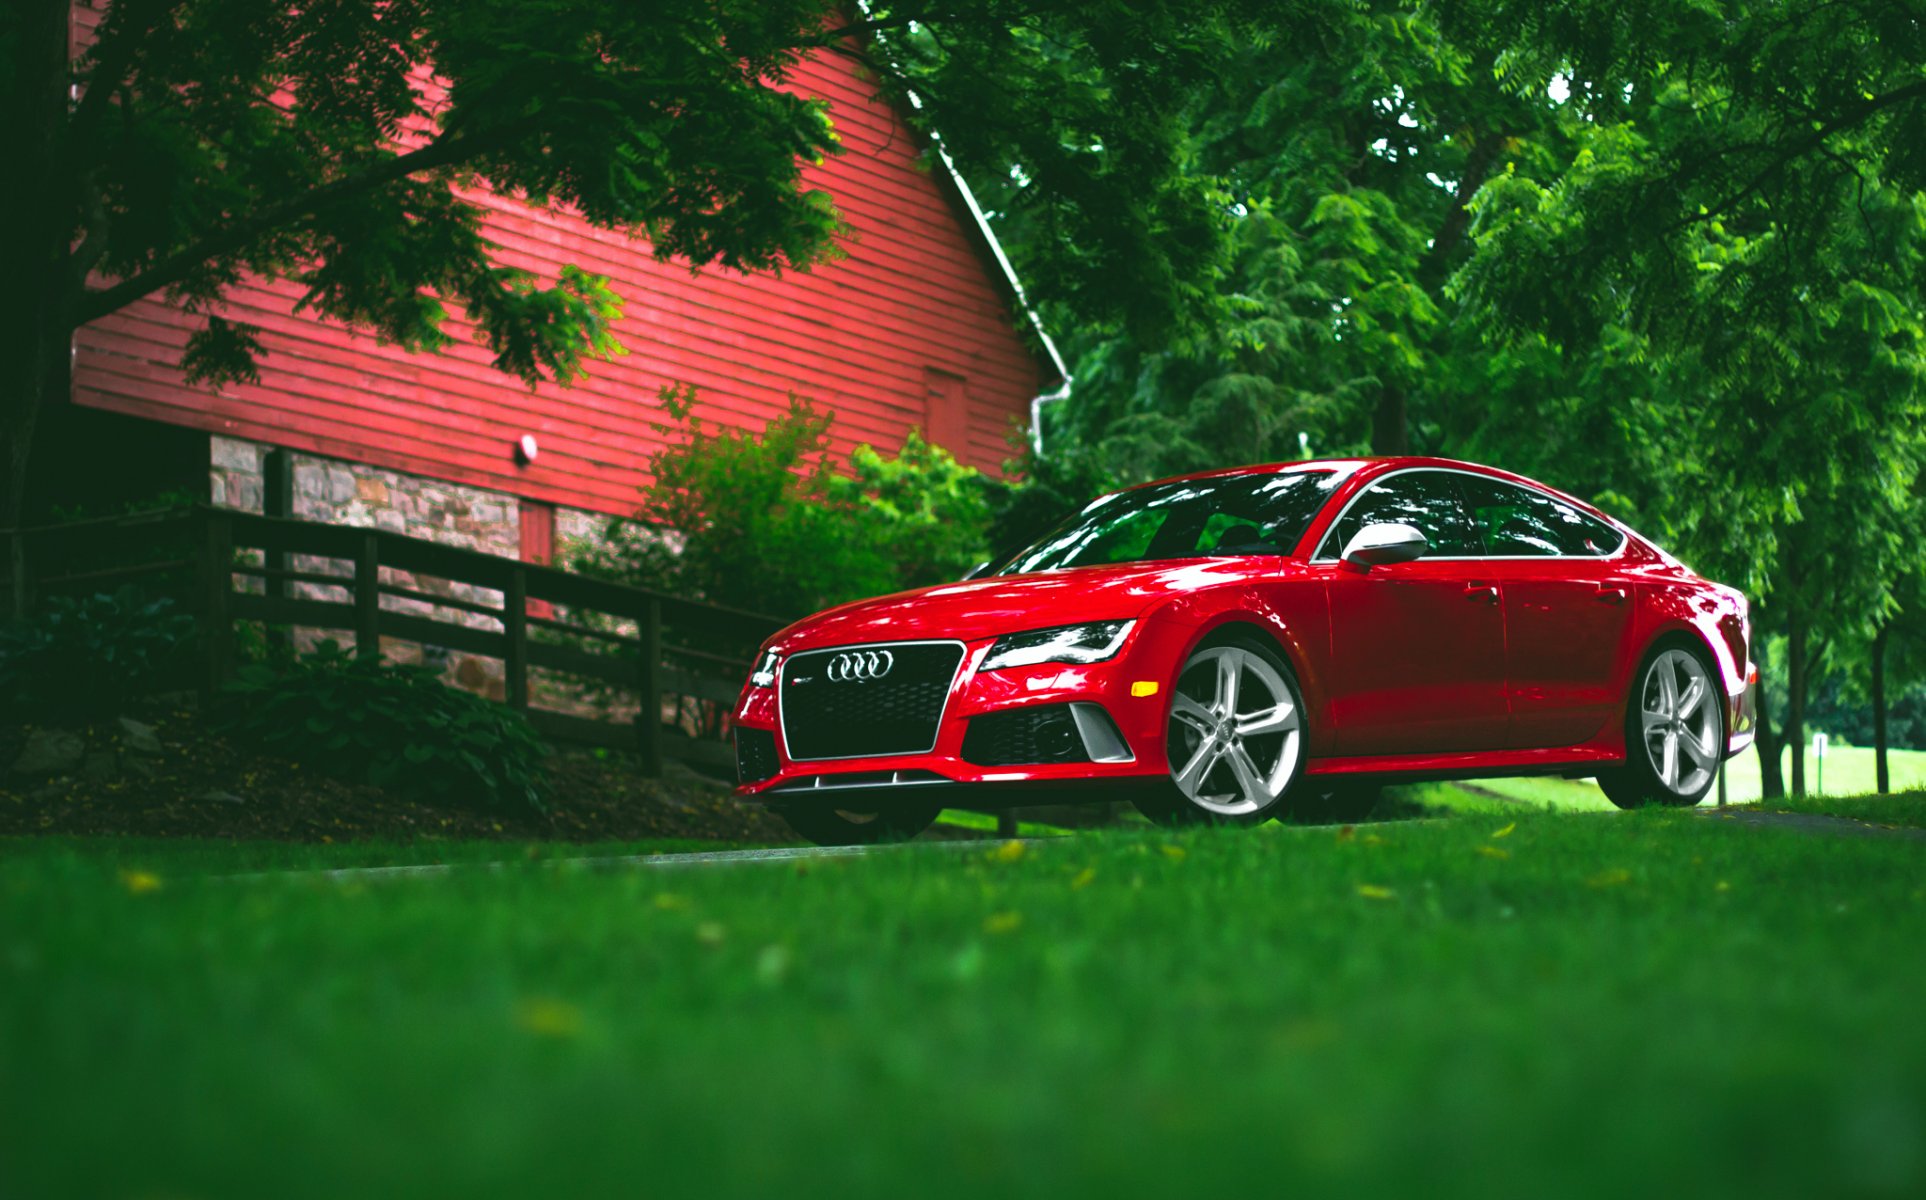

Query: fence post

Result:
[200,508,233,702]
[638,598,663,777]
[504,565,529,710]
[262,448,295,653]
[354,533,380,660]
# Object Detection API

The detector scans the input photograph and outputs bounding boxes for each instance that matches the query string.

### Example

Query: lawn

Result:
[1429,742,1926,812]
[4,809,1925,1199]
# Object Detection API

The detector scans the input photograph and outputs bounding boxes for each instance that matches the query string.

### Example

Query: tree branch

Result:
[73,125,518,327]
[67,0,182,148]
[1666,78,1926,233]
[1420,128,1506,285]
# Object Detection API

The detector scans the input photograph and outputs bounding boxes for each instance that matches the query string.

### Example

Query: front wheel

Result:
[1597,643,1725,809]
[776,802,940,847]
[1134,634,1308,827]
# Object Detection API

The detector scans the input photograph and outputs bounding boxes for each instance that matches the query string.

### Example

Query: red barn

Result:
[52,1,1065,569]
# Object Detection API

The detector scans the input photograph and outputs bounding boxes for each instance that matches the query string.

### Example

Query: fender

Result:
[1151,582,1336,759]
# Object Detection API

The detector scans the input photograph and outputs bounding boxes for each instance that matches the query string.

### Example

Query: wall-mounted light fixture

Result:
[515,434,539,466]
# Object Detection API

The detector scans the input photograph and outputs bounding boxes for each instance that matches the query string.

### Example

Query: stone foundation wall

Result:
[210,437,617,704]
[211,437,524,555]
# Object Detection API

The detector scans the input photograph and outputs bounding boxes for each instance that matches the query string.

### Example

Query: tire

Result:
[776,801,941,847]
[1597,640,1725,809]
[1289,782,1382,824]
[1133,630,1308,827]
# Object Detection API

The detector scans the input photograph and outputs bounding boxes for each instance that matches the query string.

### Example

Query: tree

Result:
[0,0,1325,524]
[1446,0,1926,796]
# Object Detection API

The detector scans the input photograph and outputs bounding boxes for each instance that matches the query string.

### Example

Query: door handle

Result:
[1595,585,1629,604]
[1464,583,1499,604]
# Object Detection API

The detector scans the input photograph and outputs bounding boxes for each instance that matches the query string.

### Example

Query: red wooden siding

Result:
[70,3,1055,518]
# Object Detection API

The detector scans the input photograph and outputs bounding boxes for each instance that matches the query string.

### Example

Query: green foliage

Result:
[571,387,997,616]
[982,435,1120,563]
[969,2,1563,482]
[0,586,196,721]
[1436,0,1926,792]
[219,643,548,814]
[827,432,994,590]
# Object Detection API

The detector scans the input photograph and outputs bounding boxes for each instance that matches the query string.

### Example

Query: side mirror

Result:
[962,560,994,581]
[1341,522,1428,568]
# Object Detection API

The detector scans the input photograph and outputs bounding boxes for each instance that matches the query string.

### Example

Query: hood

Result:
[770,557,1297,650]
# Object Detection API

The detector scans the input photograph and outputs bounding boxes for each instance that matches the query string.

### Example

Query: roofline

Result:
[848,5,1070,399]
[922,133,1071,393]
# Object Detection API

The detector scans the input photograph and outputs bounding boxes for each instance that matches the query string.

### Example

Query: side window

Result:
[1458,476,1621,557]
[1320,471,1477,559]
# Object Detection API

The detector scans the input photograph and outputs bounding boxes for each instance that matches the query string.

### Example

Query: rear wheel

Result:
[1597,643,1724,809]
[776,802,940,847]
[1134,634,1307,827]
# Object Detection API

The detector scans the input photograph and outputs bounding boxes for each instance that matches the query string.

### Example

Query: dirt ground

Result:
[0,704,800,844]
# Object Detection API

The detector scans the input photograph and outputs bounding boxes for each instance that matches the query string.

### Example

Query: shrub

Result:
[0,586,197,721]
[827,431,994,588]
[219,643,549,814]
[571,385,997,616]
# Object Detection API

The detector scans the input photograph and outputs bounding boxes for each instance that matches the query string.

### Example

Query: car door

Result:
[1454,473,1638,749]
[1316,469,1511,756]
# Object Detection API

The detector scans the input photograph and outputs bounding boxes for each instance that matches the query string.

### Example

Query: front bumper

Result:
[731,632,1176,802]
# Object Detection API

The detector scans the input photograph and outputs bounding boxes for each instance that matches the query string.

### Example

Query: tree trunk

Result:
[1786,608,1807,798]
[1753,633,1785,801]
[1371,387,1408,456]
[1872,621,1890,795]
[2,0,78,529]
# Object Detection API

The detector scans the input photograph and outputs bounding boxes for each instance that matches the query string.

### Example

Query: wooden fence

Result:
[3,505,786,775]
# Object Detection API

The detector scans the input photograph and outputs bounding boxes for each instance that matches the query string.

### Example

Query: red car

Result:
[733,457,1757,845]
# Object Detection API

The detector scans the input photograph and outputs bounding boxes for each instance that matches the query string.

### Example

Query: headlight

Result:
[980,621,1135,672]
[749,648,781,688]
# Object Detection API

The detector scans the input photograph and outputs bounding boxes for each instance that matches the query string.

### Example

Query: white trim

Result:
[853,3,1072,452]
[1310,466,1631,563]
[776,638,968,763]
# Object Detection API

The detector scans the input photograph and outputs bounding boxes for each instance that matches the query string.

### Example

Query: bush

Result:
[571,385,997,616]
[219,643,549,814]
[827,430,995,588]
[0,586,197,721]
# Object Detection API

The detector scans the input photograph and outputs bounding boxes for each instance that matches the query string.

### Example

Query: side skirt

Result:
[1305,746,1623,786]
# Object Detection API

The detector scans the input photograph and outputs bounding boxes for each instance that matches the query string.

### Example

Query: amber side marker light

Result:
[1130,681,1160,698]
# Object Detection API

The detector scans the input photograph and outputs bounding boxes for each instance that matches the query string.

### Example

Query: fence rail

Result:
[3,505,786,775]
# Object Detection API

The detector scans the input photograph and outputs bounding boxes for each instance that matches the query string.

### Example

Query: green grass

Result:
[5,814,1925,1199]
[0,835,773,875]
[1424,743,1926,812]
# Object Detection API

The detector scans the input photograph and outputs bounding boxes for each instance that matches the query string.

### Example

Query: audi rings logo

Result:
[825,649,895,682]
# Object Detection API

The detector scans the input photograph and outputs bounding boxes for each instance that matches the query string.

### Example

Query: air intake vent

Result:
[735,727,779,783]
[962,704,1089,766]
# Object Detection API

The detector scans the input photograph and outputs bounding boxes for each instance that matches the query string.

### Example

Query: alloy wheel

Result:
[1165,645,1303,816]
[1638,648,1720,798]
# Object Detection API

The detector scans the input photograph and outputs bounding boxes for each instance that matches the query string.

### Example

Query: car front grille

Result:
[779,642,965,761]
[735,726,779,783]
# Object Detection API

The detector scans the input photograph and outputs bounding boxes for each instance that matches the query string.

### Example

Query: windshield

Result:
[1000,469,1345,575]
